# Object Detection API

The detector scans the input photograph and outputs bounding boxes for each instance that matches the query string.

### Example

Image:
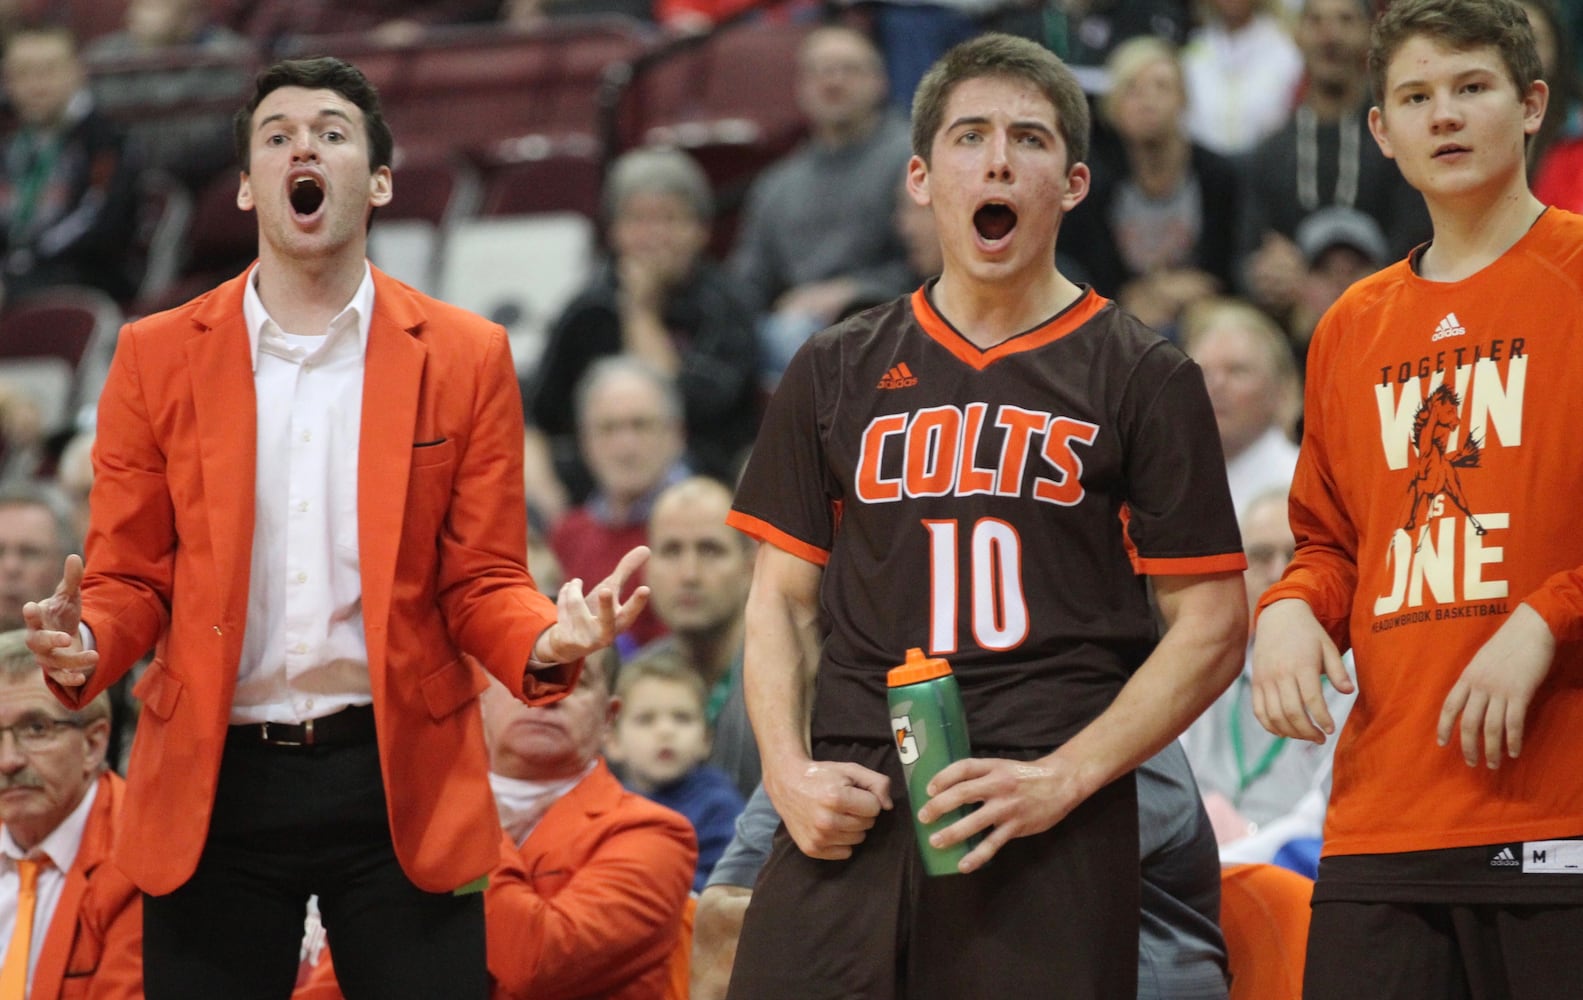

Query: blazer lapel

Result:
[185,274,258,623]
[26,774,115,1000]
[358,270,428,674]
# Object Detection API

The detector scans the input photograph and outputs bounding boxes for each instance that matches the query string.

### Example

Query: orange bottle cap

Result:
[886,647,953,687]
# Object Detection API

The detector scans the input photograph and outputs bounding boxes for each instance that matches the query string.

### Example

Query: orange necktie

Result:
[0,858,40,1000]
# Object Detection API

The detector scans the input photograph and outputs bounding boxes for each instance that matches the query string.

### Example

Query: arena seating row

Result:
[78,16,813,373]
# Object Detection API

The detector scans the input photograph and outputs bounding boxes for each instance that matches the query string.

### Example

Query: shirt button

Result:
[292,642,307,654]
[301,431,311,443]
[303,698,315,712]
[297,501,309,513]
[295,571,307,584]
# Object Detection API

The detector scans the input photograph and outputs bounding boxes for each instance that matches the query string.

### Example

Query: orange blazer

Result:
[294,759,696,1000]
[52,266,569,896]
[485,758,696,1000]
[10,772,142,1000]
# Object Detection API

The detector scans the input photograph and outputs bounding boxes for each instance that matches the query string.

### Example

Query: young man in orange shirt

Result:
[1253,1,1583,995]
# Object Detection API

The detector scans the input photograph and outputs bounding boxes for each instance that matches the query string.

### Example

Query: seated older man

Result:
[0,629,139,998]
[297,650,696,999]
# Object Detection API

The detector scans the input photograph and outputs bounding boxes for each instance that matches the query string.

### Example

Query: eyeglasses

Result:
[0,717,86,752]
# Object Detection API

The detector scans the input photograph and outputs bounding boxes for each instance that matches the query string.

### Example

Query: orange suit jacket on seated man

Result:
[48,265,571,897]
[10,771,141,1000]
[296,757,696,1000]
[484,757,696,1000]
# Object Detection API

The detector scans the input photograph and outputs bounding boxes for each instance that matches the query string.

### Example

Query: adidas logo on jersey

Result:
[1431,312,1467,342]
[1488,846,1520,868]
[877,363,918,389]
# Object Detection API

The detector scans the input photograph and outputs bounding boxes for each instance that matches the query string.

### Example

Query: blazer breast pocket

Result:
[411,437,455,471]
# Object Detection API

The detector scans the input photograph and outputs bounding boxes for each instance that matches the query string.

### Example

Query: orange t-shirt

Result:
[1261,208,1583,857]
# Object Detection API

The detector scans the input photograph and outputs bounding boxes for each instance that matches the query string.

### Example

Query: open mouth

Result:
[974,202,1017,242]
[1433,144,1470,159]
[290,176,325,217]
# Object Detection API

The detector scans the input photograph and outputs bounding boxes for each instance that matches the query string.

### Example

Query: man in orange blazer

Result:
[0,631,140,999]
[21,56,647,999]
[480,656,695,1000]
[299,652,698,1000]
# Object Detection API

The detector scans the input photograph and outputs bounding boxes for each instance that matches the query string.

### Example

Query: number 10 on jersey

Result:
[924,518,1028,654]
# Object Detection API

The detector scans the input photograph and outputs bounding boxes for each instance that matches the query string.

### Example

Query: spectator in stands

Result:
[1182,298,1300,520]
[0,24,139,302]
[637,475,759,799]
[610,650,744,892]
[0,629,140,999]
[525,146,759,514]
[1523,0,1583,210]
[1237,0,1430,322]
[1062,36,1240,336]
[1181,0,1303,157]
[298,651,697,999]
[693,742,1230,1000]
[547,357,686,655]
[1183,488,1351,873]
[728,24,913,384]
[0,385,44,484]
[53,429,92,544]
[0,486,71,633]
[83,0,253,190]
[0,482,136,772]
[1286,204,1389,356]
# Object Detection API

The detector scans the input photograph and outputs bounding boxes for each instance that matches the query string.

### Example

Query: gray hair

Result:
[0,482,80,558]
[573,355,684,430]
[602,146,715,224]
[0,629,111,723]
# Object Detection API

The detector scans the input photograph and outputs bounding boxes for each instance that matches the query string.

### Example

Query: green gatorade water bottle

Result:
[886,648,980,876]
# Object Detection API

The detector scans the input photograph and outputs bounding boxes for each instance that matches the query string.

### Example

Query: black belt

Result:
[227,704,376,748]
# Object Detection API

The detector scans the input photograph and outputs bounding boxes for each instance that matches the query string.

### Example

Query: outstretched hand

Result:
[532,545,651,664]
[22,554,99,688]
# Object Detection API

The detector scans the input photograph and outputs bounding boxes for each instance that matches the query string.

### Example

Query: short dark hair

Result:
[1369,0,1542,104]
[910,33,1090,169]
[233,57,394,171]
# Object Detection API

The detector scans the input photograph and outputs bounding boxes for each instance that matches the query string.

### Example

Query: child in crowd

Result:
[611,650,746,892]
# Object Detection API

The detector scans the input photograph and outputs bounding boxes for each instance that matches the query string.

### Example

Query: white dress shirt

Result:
[1225,425,1300,522]
[229,263,376,725]
[0,779,98,993]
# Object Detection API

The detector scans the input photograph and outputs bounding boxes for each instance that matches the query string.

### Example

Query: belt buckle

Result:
[259,719,314,747]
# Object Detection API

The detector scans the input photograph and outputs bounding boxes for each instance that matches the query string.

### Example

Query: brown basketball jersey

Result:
[729,285,1244,750]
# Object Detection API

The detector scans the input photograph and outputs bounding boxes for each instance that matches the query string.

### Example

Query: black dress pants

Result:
[142,725,487,1000]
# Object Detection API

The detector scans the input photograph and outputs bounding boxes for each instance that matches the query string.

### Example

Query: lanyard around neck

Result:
[1229,675,1287,801]
[1296,105,1359,212]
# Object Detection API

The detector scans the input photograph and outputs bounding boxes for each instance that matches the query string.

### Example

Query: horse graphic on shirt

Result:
[1404,383,1485,542]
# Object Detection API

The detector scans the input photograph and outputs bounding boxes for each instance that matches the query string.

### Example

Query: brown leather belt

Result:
[226,704,376,748]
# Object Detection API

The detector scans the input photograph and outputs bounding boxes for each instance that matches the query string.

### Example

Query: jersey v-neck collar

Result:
[910,281,1109,371]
